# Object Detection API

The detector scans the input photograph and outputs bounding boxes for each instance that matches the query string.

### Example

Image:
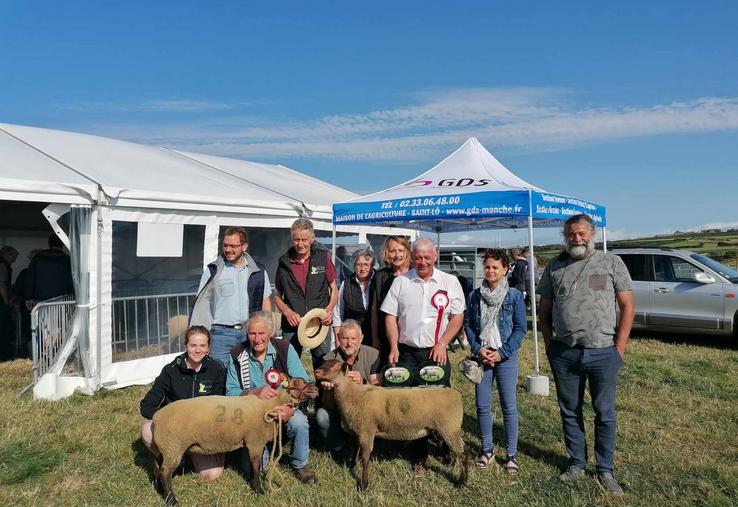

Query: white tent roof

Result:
[0,123,357,217]
[333,137,605,230]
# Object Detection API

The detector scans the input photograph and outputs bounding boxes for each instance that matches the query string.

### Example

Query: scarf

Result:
[479,277,509,350]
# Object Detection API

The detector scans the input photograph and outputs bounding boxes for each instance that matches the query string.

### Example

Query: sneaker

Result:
[597,472,623,495]
[504,455,519,475]
[559,465,586,482]
[293,466,317,485]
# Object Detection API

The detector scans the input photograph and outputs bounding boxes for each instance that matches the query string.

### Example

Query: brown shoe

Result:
[293,466,317,485]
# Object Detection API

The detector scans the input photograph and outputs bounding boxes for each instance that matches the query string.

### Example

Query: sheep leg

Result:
[357,434,375,492]
[247,445,265,494]
[158,453,182,506]
[440,430,468,487]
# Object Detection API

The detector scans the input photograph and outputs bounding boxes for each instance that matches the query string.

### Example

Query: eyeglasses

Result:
[222,243,244,250]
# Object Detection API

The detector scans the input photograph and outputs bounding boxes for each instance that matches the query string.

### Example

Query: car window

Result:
[617,254,649,281]
[654,255,702,283]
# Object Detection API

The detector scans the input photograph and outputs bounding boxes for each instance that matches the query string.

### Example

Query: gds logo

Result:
[404,178,491,188]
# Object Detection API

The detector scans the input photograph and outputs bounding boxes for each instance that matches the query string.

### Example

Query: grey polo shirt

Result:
[537,251,632,348]
[320,345,381,410]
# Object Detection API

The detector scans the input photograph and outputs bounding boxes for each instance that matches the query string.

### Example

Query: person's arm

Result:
[286,343,310,381]
[615,291,635,358]
[213,365,226,396]
[385,314,400,365]
[140,369,172,419]
[260,271,273,312]
[273,291,300,327]
[431,313,463,366]
[322,280,338,325]
[0,284,8,305]
[499,291,528,359]
[464,293,482,355]
[331,282,345,335]
[225,359,244,396]
[539,298,553,348]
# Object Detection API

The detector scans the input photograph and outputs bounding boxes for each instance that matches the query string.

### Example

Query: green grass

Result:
[1,333,737,506]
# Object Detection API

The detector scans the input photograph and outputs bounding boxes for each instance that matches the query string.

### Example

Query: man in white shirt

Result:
[381,237,465,387]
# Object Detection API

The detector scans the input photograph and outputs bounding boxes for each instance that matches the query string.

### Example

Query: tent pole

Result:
[527,215,540,376]
[436,223,441,268]
[603,227,608,252]
[525,213,549,396]
[331,224,337,262]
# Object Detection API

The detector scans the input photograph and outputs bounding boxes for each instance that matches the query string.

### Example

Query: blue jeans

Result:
[209,325,246,368]
[474,351,519,456]
[315,407,345,452]
[241,409,311,472]
[547,341,623,473]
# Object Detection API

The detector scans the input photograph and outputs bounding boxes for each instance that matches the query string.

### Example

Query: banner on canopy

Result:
[531,192,606,227]
[333,190,530,225]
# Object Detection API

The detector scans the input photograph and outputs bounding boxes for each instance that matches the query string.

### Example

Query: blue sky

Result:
[2,1,737,245]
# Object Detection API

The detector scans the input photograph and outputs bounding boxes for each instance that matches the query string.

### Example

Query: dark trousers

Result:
[547,341,623,473]
[398,343,451,387]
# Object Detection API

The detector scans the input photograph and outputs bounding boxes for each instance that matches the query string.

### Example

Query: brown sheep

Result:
[315,359,468,491]
[150,378,318,505]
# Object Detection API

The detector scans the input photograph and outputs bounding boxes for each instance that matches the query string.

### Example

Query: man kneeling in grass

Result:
[316,319,381,459]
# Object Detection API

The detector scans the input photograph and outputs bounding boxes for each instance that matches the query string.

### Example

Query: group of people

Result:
[0,234,74,361]
[139,213,635,495]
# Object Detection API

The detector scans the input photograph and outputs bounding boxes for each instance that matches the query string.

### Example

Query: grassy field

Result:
[1,333,737,507]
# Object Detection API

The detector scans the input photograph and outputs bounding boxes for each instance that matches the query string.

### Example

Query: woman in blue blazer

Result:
[464,249,527,473]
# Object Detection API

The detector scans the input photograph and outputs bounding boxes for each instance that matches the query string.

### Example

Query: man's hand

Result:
[615,344,626,359]
[285,309,301,327]
[268,405,295,421]
[321,308,333,325]
[320,380,334,391]
[346,371,363,384]
[430,342,448,366]
[250,385,278,400]
[388,347,399,365]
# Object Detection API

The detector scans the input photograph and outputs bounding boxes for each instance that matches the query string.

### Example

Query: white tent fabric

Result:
[0,123,351,217]
[333,137,606,231]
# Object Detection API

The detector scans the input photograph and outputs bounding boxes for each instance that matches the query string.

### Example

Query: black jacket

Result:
[139,353,225,419]
[275,246,331,332]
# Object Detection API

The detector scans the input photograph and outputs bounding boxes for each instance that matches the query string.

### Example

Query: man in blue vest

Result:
[190,227,272,367]
[274,218,338,371]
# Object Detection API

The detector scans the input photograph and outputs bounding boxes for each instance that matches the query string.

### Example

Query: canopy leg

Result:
[603,226,608,252]
[525,215,549,396]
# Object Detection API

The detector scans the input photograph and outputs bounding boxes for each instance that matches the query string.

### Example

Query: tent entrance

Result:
[0,199,70,363]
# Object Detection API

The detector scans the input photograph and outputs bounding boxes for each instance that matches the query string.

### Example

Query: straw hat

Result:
[297,308,330,350]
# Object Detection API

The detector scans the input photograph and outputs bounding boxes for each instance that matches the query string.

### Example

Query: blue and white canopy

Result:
[333,137,605,232]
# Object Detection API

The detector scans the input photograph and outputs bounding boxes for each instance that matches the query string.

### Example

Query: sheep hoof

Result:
[164,492,178,506]
[357,478,368,492]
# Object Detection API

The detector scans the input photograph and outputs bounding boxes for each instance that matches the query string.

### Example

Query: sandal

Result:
[505,455,520,475]
[475,452,493,469]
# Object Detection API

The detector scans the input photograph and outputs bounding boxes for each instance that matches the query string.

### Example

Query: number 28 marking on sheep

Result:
[214,405,244,424]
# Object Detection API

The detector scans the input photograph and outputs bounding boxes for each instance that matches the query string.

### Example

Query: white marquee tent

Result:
[0,123,408,400]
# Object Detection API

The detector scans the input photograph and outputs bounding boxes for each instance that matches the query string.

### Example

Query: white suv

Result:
[612,248,738,336]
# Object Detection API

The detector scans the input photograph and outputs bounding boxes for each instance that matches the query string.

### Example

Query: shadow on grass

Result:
[631,330,738,350]
[462,409,568,471]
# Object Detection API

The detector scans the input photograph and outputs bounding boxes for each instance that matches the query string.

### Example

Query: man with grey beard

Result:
[537,214,635,495]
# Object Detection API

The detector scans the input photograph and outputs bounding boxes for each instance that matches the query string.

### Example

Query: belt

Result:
[213,323,243,330]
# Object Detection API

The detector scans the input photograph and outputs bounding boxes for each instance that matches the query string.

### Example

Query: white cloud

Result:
[75,88,738,162]
[61,99,235,113]
[700,221,738,230]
